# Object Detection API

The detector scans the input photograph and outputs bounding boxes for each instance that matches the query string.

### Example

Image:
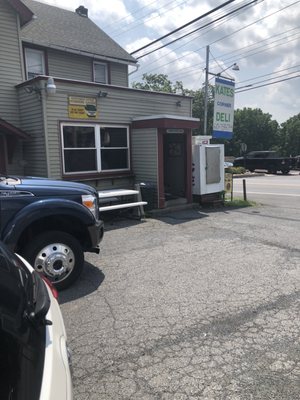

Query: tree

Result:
[230,108,279,156]
[279,113,300,156]
[132,73,184,94]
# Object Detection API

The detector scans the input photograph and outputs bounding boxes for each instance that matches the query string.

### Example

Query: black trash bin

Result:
[140,182,156,211]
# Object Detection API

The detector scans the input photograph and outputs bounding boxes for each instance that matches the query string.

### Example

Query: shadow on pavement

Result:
[59,262,105,304]
[154,209,210,225]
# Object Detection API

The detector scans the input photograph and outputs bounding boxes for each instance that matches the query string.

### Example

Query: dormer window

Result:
[93,62,108,84]
[25,48,45,80]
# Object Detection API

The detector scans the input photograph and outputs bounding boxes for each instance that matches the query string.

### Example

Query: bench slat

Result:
[99,201,147,212]
[98,189,139,198]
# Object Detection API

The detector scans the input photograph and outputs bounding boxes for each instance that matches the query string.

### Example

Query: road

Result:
[60,180,300,400]
[233,171,300,209]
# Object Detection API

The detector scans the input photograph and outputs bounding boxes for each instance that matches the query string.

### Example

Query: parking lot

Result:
[61,199,300,399]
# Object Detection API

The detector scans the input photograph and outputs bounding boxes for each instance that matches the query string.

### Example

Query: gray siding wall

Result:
[131,128,158,184]
[110,63,128,86]
[17,79,193,190]
[46,49,129,87]
[0,0,25,174]
[18,89,47,177]
[0,0,23,125]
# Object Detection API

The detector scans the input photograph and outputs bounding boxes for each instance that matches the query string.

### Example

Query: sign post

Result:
[212,77,235,139]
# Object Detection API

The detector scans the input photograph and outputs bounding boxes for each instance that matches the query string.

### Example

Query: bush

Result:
[225,166,246,174]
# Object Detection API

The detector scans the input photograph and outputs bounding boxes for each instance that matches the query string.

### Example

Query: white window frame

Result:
[61,123,130,175]
[93,61,108,84]
[24,48,45,80]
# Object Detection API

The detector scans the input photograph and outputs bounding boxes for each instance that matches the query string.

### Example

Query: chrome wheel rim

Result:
[34,243,75,282]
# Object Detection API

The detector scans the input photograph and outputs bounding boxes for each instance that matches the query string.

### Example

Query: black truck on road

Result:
[0,175,104,289]
[233,151,294,174]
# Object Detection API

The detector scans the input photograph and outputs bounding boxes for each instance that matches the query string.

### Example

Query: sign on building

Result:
[212,78,235,139]
[68,96,98,119]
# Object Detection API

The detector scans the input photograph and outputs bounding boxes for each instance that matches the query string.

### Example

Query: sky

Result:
[37,0,299,124]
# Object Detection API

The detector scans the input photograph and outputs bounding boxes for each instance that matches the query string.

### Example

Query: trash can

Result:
[140,182,156,211]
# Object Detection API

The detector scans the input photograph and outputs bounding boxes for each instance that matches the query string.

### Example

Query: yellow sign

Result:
[225,172,233,193]
[68,96,98,119]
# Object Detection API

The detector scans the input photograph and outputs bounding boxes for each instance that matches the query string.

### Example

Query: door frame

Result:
[0,135,7,174]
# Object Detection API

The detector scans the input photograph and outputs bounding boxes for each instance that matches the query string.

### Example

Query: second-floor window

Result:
[25,48,45,79]
[93,62,108,84]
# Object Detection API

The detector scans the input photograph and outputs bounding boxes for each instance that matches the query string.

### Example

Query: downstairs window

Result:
[61,124,129,174]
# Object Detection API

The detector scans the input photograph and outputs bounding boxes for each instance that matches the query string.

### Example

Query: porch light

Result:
[25,76,56,97]
[98,90,108,98]
[45,77,56,96]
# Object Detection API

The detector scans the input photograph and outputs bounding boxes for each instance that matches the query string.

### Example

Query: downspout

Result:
[41,90,51,177]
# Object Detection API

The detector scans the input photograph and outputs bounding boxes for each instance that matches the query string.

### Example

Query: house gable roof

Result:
[20,0,137,65]
[7,0,33,26]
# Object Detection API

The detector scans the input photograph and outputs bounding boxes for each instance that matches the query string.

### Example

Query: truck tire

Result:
[267,165,277,174]
[22,231,84,290]
[281,169,290,175]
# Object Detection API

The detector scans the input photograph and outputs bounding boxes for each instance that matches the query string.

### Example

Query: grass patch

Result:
[224,198,258,207]
[225,166,246,174]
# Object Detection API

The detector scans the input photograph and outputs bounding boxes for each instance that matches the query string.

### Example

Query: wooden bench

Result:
[98,185,147,218]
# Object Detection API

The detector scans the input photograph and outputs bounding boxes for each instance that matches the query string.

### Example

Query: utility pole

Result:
[203,45,209,136]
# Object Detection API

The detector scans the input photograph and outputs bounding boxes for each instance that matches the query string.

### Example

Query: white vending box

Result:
[192,144,225,195]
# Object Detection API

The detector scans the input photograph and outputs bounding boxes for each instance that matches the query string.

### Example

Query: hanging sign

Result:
[68,96,98,119]
[212,78,235,139]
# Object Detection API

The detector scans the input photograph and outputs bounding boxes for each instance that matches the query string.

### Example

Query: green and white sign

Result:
[213,77,235,139]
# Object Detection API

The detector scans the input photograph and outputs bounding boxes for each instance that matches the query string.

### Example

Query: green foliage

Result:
[226,166,246,174]
[279,113,300,156]
[230,108,279,156]
[132,73,184,94]
[224,198,257,207]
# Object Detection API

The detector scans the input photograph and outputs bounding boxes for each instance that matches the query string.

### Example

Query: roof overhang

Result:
[132,115,200,130]
[0,118,30,140]
[7,0,34,26]
[21,40,137,66]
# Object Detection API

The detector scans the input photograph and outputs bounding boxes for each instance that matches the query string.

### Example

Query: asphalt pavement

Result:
[60,199,300,399]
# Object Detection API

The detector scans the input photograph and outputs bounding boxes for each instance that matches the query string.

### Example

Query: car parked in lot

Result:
[0,241,72,399]
[0,175,104,289]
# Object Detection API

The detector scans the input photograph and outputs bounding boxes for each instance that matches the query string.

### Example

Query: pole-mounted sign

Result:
[213,77,235,139]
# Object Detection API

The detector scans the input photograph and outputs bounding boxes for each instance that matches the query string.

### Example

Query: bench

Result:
[98,185,147,218]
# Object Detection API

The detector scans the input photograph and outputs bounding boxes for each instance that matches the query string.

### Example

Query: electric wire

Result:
[134,0,258,59]
[130,0,238,55]
[131,0,299,80]
[108,0,193,38]
[235,74,300,93]
[132,0,258,78]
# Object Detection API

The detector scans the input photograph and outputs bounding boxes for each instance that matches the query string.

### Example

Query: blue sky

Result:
[38,0,300,123]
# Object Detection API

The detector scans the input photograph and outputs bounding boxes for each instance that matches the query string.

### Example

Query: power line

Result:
[131,0,254,78]
[108,0,191,38]
[235,69,300,90]
[130,0,238,55]
[131,0,298,80]
[134,0,259,60]
[235,74,300,93]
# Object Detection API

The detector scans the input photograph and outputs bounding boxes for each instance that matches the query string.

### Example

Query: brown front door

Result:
[0,136,7,174]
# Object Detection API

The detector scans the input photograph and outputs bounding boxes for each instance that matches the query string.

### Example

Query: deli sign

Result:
[212,77,235,139]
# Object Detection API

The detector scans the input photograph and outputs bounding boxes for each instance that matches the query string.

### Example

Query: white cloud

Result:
[34,0,300,122]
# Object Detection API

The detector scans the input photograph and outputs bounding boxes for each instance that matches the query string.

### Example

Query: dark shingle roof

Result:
[21,0,136,64]
[7,0,33,26]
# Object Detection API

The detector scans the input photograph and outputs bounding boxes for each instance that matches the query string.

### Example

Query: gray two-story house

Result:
[0,0,199,209]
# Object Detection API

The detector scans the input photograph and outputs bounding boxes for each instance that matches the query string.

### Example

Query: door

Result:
[163,133,186,200]
[0,136,6,174]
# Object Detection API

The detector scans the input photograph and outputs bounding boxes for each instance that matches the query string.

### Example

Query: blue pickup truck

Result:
[0,175,104,289]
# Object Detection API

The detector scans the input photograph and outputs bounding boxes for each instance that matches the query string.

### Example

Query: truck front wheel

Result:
[23,231,84,290]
